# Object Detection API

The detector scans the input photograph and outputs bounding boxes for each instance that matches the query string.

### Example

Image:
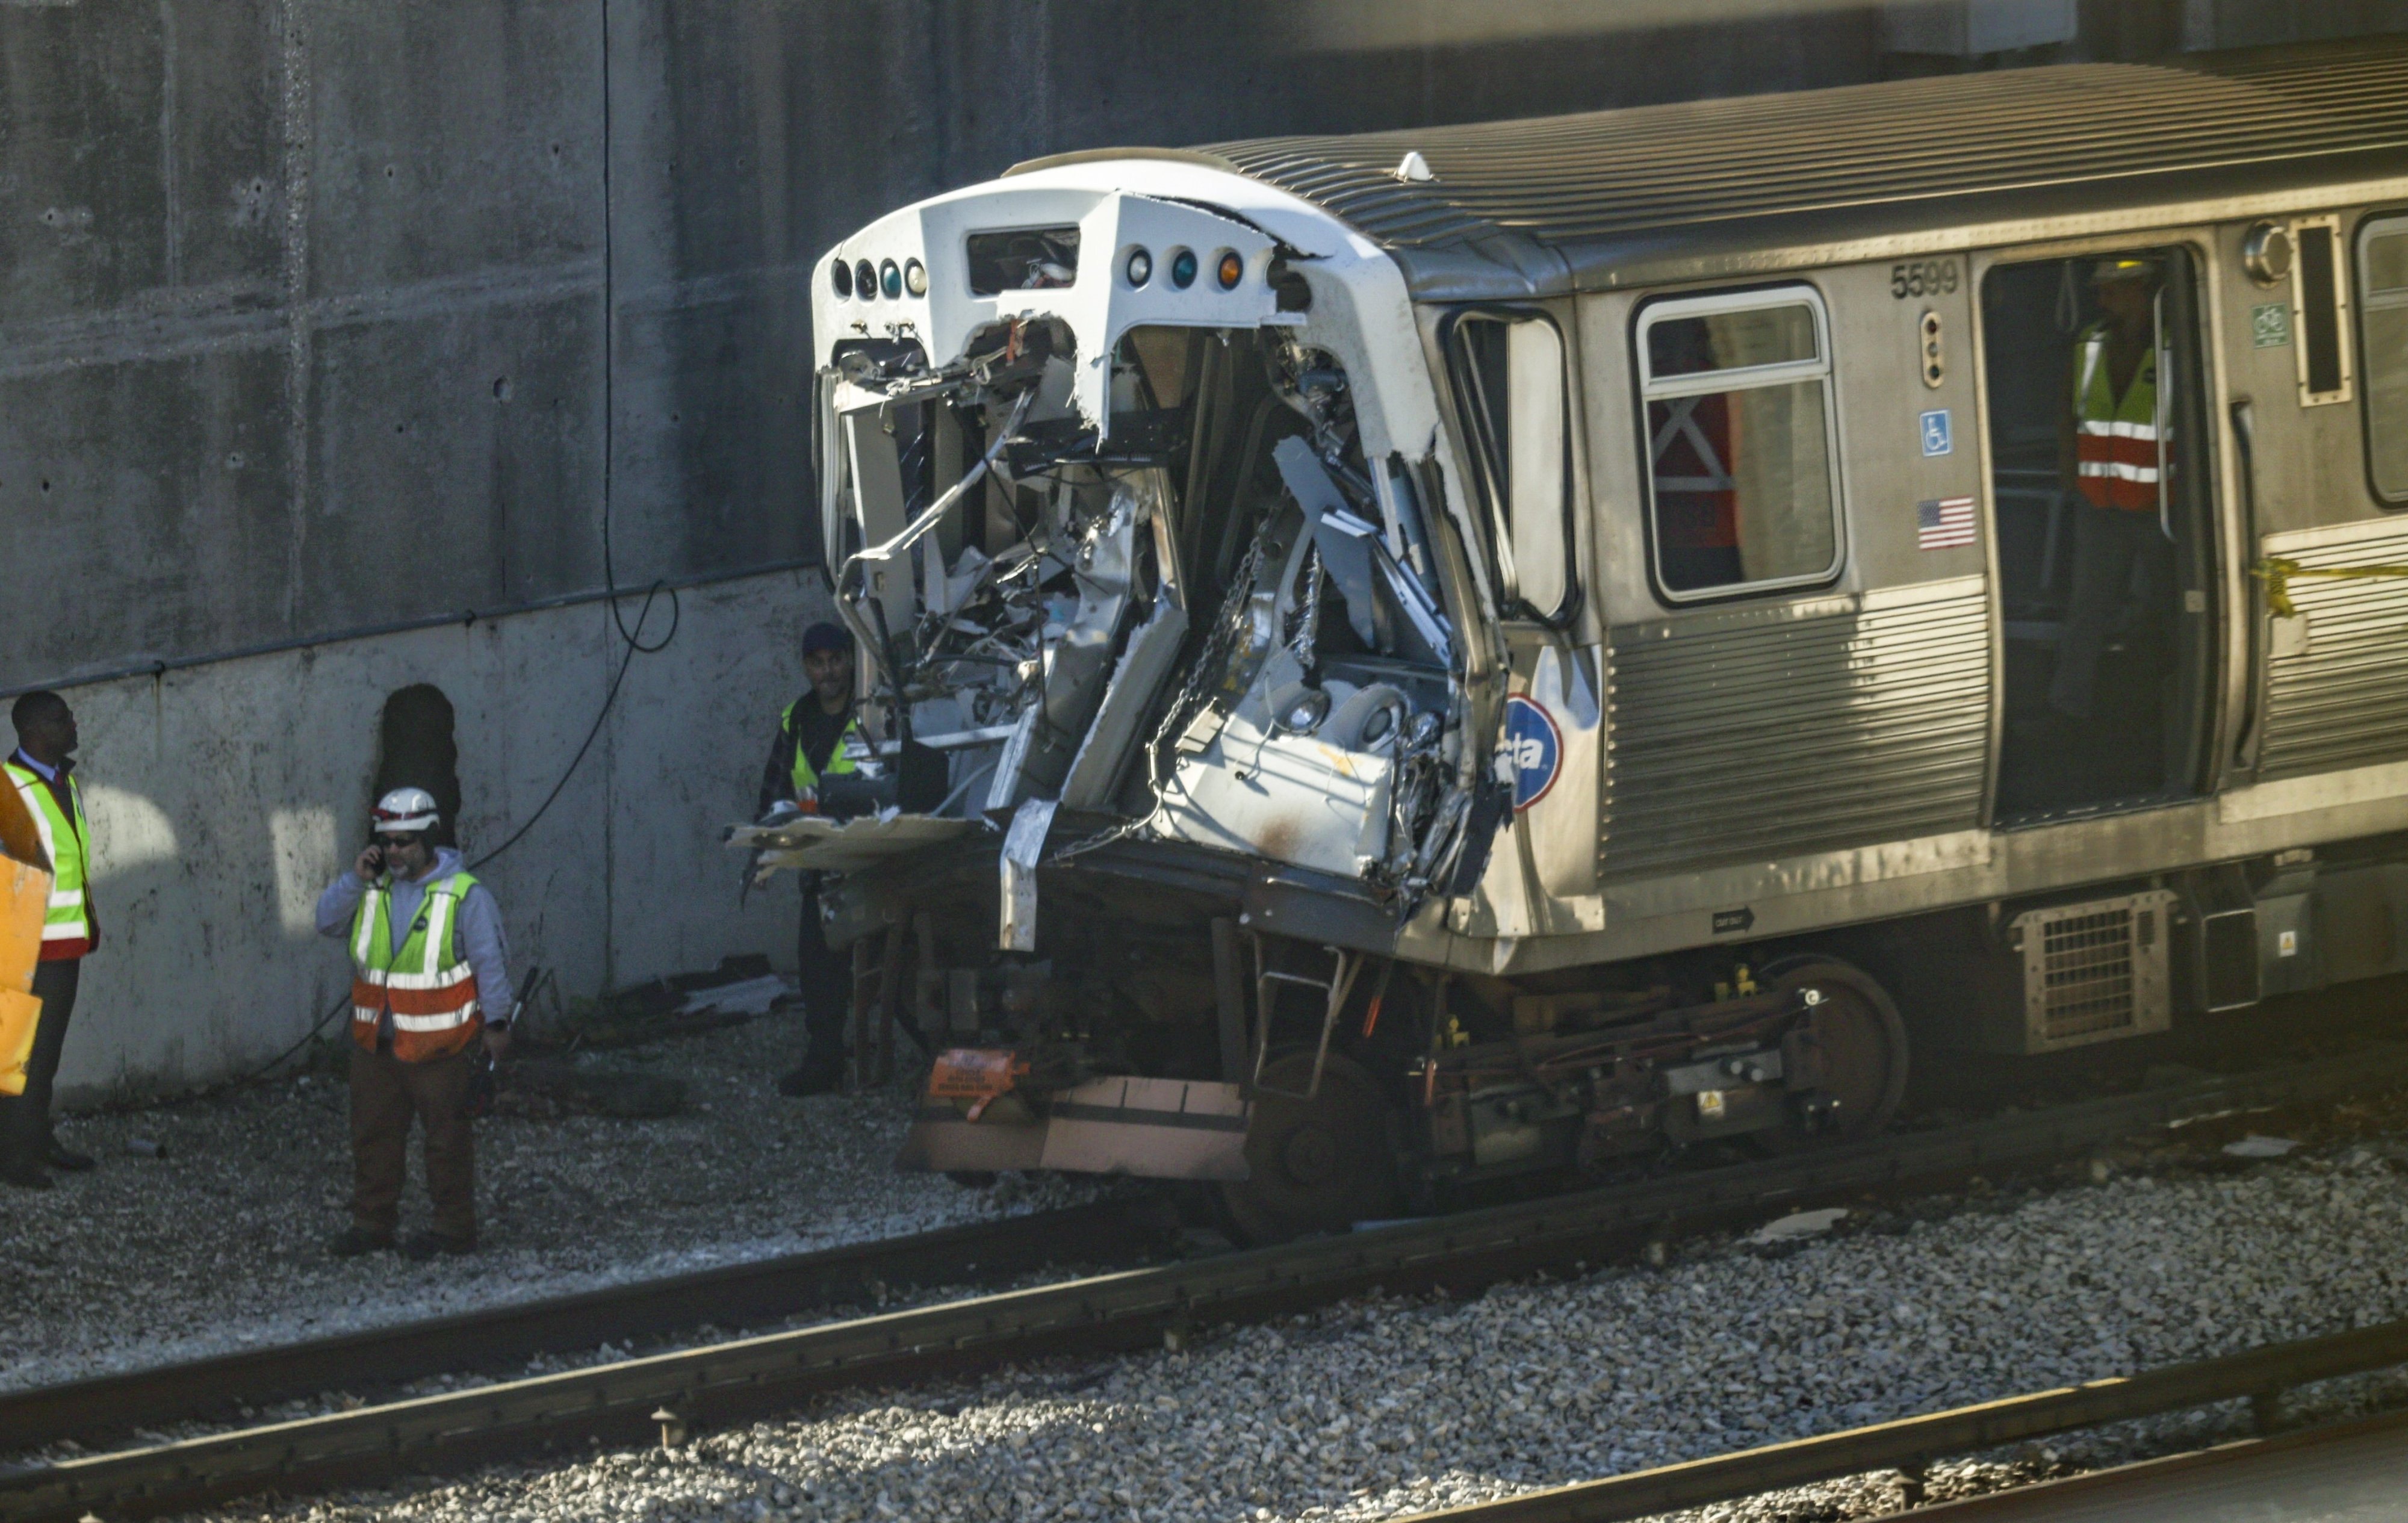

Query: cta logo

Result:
[1501,695,1562,813]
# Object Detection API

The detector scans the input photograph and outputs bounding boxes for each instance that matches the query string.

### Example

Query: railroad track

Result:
[0,1197,1179,1453]
[7,1043,2406,1523]
[1390,1312,2408,1522]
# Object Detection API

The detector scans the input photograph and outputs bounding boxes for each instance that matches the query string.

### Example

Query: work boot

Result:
[0,1156,52,1191]
[776,1052,847,1098]
[42,1140,95,1172]
[326,1224,395,1257]
[400,1230,476,1261]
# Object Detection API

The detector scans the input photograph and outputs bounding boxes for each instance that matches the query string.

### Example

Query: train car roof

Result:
[1009,39,2408,300]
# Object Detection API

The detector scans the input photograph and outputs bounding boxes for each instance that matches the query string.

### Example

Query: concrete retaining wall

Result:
[53,568,831,1103]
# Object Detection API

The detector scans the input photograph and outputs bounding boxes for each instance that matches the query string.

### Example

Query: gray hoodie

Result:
[317,846,517,1026]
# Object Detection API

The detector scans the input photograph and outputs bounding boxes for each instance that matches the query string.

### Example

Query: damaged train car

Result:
[735,42,2408,1240]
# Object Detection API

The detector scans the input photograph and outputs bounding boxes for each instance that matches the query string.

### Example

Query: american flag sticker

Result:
[1916,495,1976,550]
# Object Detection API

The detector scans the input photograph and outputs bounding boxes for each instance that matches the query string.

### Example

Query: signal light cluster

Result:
[1122,245,1244,292]
[831,258,927,300]
[830,247,1255,299]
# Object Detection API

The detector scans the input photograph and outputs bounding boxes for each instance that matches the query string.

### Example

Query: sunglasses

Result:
[373,834,425,851]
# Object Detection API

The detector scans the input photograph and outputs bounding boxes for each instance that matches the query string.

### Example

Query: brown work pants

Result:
[348,1044,476,1243]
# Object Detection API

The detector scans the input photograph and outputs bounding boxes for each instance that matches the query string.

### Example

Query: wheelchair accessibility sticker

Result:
[1920,409,1952,457]
[1502,695,1563,812]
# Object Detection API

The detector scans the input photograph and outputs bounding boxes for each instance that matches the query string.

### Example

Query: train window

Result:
[2361,214,2408,502]
[966,226,1080,294]
[1444,311,1576,622]
[1636,287,1842,600]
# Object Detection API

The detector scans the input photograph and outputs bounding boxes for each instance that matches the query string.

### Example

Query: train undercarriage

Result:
[810,831,1910,1243]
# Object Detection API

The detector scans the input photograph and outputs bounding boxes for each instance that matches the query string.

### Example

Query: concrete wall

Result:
[55,568,830,1102]
[6,0,2406,1096]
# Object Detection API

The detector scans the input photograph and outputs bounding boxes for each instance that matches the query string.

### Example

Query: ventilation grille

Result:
[2011,892,2174,1053]
[2039,909,2139,1039]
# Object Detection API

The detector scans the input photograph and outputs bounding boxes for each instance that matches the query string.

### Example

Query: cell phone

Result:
[365,844,385,872]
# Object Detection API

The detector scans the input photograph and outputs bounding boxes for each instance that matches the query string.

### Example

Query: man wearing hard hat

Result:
[314,787,514,1258]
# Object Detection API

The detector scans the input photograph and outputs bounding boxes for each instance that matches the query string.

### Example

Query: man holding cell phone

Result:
[314,787,514,1259]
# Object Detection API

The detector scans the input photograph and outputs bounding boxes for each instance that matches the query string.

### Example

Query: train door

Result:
[1982,247,2221,820]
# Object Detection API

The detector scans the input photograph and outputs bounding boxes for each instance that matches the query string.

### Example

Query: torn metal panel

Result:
[1061,597,1189,809]
[839,397,915,644]
[1060,475,1191,808]
[999,796,1058,952]
[1160,709,1395,879]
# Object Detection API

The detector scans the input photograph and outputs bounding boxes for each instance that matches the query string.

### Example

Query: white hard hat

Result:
[371,787,440,834]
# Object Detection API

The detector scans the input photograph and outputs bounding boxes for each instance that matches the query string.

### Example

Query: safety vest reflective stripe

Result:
[350,873,482,1058]
[392,1004,479,1032]
[4,763,90,941]
[2073,326,2162,511]
[781,703,862,796]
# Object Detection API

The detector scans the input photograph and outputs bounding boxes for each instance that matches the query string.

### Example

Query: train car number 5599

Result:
[1891,259,1960,298]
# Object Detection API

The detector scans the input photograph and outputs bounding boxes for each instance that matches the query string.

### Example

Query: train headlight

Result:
[854,259,877,300]
[1125,247,1152,288]
[1216,250,1244,290]
[904,259,927,297]
[880,259,902,300]
[1168,248,1197,290]
[831,260,853,298]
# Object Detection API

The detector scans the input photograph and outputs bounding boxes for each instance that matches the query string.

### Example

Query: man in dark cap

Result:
[759,622,866,1096]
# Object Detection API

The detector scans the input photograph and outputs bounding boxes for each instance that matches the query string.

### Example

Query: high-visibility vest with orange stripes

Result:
[2,759,92,959]
[2072,321,2162,512]
[349,872,483,1061]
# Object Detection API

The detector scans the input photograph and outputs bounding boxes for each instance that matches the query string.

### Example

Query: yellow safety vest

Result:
[349,872,483,1062]
[781,702,863,798]
[2072,320,2162,512]
[2,760,92,957]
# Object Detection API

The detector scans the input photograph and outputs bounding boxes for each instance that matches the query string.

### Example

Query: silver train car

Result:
[740,40,2408,1239]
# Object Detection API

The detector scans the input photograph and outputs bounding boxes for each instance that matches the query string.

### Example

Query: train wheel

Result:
[1757,958,1908,1150]
[1218,1052,1402,1244]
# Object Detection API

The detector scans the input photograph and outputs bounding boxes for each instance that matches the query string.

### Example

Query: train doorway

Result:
[1982,247,2220,822]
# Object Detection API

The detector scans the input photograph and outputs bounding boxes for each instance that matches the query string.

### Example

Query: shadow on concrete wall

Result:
[373,684,463,849]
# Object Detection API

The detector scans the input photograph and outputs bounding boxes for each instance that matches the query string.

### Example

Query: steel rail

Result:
[1388,1317,2408,1522]
[0,1197,1176,1454]
[6,1043,2404,1523]
[1903,1404,2408,1518]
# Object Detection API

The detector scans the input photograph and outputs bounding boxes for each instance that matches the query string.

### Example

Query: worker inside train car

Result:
[2048,256,2170,722]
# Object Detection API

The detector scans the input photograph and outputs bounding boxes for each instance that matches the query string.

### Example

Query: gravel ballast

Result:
[0,1010,1094,1395]
[160,1131,2408,1523]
